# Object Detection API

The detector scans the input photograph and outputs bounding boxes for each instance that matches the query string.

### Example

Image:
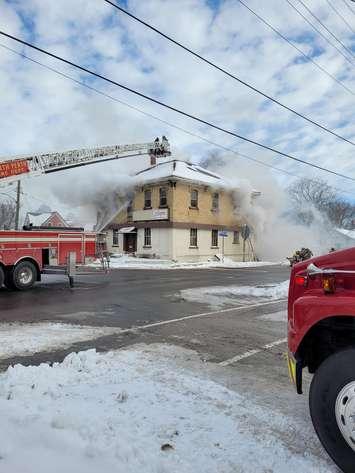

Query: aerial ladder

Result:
[0,136,170,187]
[0,137,171,291]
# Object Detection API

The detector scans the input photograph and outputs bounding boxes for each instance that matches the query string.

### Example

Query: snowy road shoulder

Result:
[179,280,290,308]
[0,344,335,473]
[91,254,286,270]
[0,323,121,360]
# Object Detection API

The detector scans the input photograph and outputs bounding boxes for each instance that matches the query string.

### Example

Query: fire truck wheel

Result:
[309,348,355,473]
[11,261,37,291]
[0,266,4,288]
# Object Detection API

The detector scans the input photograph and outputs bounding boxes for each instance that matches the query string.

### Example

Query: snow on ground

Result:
[0,323,121,359]
[0,344,334,473]
[180,280,290,308]
[92,254,284,270]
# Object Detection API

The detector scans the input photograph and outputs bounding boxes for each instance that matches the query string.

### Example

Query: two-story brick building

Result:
[104,159,256,262]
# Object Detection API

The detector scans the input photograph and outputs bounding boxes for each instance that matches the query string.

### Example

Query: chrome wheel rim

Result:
[18,268,33,285]
[335,381,355,452]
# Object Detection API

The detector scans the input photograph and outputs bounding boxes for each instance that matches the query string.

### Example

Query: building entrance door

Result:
[124,233,137,253]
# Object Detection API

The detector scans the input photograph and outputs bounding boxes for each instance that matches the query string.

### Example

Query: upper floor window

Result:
[159,187,167,207]
[212,192,219,211]
[211,229,218,247]
[144,189,152,208]
[190,189,198,208]
[127,201,133,220]
[144,228,152,247]
[233,230,240,244]
[190,228,198,247]
[113,229,119,246]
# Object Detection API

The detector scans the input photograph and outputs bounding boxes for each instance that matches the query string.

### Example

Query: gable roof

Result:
[134,160,228,188]
[24,211,68,227]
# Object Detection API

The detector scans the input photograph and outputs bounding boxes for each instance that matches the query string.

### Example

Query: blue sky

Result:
[0,0,354,220]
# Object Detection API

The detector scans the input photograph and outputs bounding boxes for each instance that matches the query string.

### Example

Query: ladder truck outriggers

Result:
[0,137,170,291]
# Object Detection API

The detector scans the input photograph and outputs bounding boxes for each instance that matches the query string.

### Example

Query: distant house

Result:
[103,159,258,262]
[24,211,69,228]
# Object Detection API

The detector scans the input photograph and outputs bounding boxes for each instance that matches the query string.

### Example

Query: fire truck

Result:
[0,137,170,290]
[288,249,355,473]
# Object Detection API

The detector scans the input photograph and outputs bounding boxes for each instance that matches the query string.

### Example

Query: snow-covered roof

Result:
[336,228,355,240]
[25,212,53,226]
[134,160,228,188]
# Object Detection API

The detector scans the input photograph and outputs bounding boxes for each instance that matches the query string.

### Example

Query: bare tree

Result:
[288,178,355,228]
[0,199,16,230]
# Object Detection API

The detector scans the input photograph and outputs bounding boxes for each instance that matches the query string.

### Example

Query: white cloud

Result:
[0,0,354,224]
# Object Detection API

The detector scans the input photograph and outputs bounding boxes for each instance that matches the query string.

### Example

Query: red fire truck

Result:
[0,227,105,290]
[288,248,355,473]
[0,137,170,290]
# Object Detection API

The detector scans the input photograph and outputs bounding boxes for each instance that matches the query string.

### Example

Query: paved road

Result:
[0,265,335,467]
[0,265,289,326]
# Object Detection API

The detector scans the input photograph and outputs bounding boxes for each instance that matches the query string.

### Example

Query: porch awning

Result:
[118,226,136,233]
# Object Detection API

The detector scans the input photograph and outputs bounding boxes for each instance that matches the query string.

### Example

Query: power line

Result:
[103,0,355,145]
[1,43,354,198]
[236,0,354,96]
[339,0,355,16]
[297,0,355,59]
[285,0,355,65]
[1,31,354,183]
[325,0,355,35]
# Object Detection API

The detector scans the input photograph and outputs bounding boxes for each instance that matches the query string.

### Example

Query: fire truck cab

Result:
[288,248,355,473]
[0,227,106,290]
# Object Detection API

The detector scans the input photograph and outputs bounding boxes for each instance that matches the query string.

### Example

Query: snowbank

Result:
[0,344,334,473]
[92,254,283,270]
[180,280,289,308]
[0,323,121,359]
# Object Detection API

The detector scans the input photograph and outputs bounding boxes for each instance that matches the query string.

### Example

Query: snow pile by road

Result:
[92,254,284,270]
[0,344,334,473]
[180,280,290,308]
[0,323,120,360]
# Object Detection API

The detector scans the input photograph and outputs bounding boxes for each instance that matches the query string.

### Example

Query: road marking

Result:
[124,298,288,333]
[219,337,287,367]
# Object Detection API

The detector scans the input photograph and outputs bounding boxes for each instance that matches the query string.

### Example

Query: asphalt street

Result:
[0,265,336,468]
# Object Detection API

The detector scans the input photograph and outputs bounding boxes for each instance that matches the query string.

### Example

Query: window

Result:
[112,229,119,246]
[233,230,240,244]
[159,187,167,207]
[144,228,152,247]
[212,192,219,211]
[190,189,198,208]
[211,229,218,247]
[190,228,198,247]
[127,201,133,220]
[144,189,152,208]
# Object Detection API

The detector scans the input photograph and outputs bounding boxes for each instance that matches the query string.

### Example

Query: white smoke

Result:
[204,152,349,261]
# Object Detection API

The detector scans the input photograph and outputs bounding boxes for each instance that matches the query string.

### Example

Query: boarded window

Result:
[212,193,219,210]
[211,229,218,247]
[113,229,119,246]
[233,230,240,244]
[144,189,152,208]
[144,228,152,247]
[190,189,198,208]
[159,187,167,207]
[190,228,198,247]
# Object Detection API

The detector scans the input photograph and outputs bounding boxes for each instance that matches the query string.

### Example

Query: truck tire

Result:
[11,261,37,291]
[309,348,355,473]
[0,266,4,288]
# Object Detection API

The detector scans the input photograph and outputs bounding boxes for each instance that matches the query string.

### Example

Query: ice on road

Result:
[0,344,335,473]
[180,280,290,308]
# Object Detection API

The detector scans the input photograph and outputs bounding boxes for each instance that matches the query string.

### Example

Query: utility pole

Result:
[15,180,21,230]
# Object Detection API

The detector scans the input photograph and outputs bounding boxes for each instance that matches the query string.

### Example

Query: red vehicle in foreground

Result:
[0,227,107,290]
[288,247,355,473]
